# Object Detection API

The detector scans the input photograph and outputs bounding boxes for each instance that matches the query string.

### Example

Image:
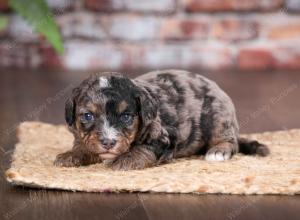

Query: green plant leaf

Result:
[9,0,64,53]
[0,15,8,31]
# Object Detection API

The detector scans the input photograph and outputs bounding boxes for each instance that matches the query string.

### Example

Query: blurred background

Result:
[0,0,300,140]
[1,0,300,71]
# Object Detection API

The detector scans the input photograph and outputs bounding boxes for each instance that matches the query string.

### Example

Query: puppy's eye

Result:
[81,112,94,123]
[120,114,133,124]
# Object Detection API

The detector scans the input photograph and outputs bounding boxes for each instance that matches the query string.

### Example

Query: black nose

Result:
[100,138,117,149]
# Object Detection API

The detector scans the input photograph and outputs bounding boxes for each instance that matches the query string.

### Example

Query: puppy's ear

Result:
[65,98,76,126]
[65,88,79,127]
[136,87,158,127]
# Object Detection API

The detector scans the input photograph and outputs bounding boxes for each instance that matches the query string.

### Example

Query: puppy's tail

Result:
[238,137,270,156]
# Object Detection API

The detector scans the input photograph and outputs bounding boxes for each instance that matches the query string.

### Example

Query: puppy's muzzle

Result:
[100,138,117,150]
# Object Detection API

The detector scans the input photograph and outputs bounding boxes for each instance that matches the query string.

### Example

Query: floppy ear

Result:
[136,87,158,127]
[65,98,76,127]
[65,88,79,127]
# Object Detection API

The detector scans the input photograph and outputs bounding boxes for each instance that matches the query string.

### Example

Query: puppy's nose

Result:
[100,138,117,150]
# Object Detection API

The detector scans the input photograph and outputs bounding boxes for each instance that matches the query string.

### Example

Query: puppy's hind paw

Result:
[205,147,232,162]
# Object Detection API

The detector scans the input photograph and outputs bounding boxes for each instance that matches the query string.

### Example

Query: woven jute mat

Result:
[5,122,300,195]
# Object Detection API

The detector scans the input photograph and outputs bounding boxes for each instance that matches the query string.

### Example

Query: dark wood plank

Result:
[0,183,149,220]
[139,194,300,220]
[0,69,300,220]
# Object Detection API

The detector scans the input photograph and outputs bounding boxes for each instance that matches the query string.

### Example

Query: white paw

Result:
[205,151,231,162]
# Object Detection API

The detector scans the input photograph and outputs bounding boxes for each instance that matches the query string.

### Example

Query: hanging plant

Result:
[0,0,64,53]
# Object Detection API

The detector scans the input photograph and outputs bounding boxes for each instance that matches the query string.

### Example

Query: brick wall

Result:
[1,0,300,71]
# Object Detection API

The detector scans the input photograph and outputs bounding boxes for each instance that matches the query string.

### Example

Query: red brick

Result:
[85,0,176,13]
[238,47,275,71]
[85,0,124,12]
[47,0,75,13]
[0,42,62,69]
[238,42,300,71]
[268,24,300,39]
[211,18,258,42]
[160,18,209,40]
[259,15,300,40]
[0,42,41,68]
[0,0,9,12]
[182,0,283,12]
[39,45,62,69]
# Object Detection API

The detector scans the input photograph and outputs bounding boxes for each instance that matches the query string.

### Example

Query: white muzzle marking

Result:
[102,119,118,140]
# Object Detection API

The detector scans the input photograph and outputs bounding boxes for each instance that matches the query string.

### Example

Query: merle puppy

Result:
[54,70,270,170]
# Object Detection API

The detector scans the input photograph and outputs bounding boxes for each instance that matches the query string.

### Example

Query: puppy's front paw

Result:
[109,147,157,170]
[110,151,156,171]
[54,151,82,167]
[205,147,233,162]
[110,153,143,171]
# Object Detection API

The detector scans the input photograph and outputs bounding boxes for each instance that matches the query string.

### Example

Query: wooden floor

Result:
[0,69,300,220]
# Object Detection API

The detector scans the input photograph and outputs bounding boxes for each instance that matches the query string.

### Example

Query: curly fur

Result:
[54,70,269,170]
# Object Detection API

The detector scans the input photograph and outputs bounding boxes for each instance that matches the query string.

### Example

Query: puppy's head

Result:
[65,73,157,161]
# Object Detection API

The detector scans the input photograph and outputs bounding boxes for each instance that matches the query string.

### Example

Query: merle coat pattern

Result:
[54,70,269,170]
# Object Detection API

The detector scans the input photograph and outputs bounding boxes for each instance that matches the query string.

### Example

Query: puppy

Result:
[54,70,270,170]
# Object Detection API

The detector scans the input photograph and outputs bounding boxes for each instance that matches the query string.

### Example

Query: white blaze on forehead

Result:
[99,77,110,88]
[102,119,118,139]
